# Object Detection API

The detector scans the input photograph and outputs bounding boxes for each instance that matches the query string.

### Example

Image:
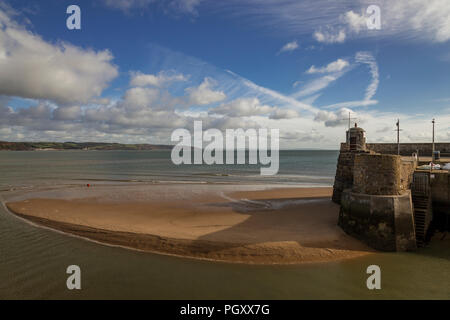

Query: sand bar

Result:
[5,185,373,264]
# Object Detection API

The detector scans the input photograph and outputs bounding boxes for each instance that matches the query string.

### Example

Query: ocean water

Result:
[0,150,338,189]
[0,150,449,299]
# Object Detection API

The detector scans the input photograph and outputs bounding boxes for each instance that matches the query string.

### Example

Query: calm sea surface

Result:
[0,150,449,299]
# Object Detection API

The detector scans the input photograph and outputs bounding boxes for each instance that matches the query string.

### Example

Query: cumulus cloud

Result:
[313,29,346,44]
[185,78,226,105]
[306,59,349,74]
[342,9,367,33]
[210,97,300,119]
[123,87,161,110]
[211,98,274,117]
[314,108,359,127]
[280,129,324,143]
[130,71,187,87]
[278,40,299,54]
[53,106,82,121]
[268,108,300,120]
[0,8,118,104]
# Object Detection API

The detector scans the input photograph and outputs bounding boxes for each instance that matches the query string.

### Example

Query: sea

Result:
[0,150,449,299]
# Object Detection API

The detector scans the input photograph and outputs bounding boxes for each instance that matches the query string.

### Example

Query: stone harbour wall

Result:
[333,151,417,203]
[431,171,450,205]
[430,171,450,231]
[332,151,356,204]
[366,143,450,156]
[339,190,416,251]
[400,160,416,191]
[352,154,402,195]
[333,138,449,251]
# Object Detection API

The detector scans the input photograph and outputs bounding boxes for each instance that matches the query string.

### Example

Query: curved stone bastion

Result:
[332,125,421,251]
[333,123,450,251]
[338,191,416,251]
[338,153,417,251]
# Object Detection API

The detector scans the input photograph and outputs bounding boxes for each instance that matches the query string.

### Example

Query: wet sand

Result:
[6,185,373,264]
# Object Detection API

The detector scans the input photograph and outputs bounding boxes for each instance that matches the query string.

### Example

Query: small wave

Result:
[192,173,230,177]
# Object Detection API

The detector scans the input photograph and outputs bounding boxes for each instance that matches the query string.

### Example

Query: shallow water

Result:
[0,150,449,299]
[0,150,338,189]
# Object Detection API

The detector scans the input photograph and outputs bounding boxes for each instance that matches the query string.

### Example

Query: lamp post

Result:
[396,119,400,156]
[432,118,435,162]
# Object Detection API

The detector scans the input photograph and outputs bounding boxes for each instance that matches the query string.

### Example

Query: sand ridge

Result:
[6,186,373,264]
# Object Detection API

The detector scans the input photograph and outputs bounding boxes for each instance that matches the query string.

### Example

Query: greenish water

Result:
[0,150,449,299]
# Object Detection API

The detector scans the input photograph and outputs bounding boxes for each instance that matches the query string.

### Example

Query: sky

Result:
[0,0,450,149]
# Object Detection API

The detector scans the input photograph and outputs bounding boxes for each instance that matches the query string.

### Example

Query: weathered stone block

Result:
[352,154,402,195]
[338,190,416,251]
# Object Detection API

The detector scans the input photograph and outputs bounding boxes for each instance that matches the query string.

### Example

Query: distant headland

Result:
[0,141,173,151]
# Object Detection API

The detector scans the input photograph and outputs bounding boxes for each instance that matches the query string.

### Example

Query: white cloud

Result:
[170,0,203,15]
[103,0,203,15]
[343,10,367,33]
[211,98,274,117]
[53,106,82,121]
[314,107,360,127]
[306,52,378,106]
[278,40,299,54]
[299,94,321,105]
[185,78,226,105]
[130,71,187,87]
[355,51,379,101]
[346,0,450,43]
[269,108,300,120]
[123,87,161,110]
[220,0,450,44]
[306,58,349,74]
[237,75,318,113]
[0,8,118,104]
[292,74,342,98]
[280,129,325,143]
[313,29,346,43]
[320,99,378,109]
[103,0,155,11]
[210,97,300,119]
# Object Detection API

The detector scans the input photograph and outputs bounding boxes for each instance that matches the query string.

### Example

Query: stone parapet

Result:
[366,143,450,156]
[353,154,402,195]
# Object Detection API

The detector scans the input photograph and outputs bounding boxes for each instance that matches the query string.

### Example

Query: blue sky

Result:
[1,0,450,148]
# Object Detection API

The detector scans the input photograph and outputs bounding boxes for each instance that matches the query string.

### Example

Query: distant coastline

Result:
[0,141,338,152]
[0,141,173,151]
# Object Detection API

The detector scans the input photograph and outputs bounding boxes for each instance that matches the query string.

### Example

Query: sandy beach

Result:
[5,185,373,264]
